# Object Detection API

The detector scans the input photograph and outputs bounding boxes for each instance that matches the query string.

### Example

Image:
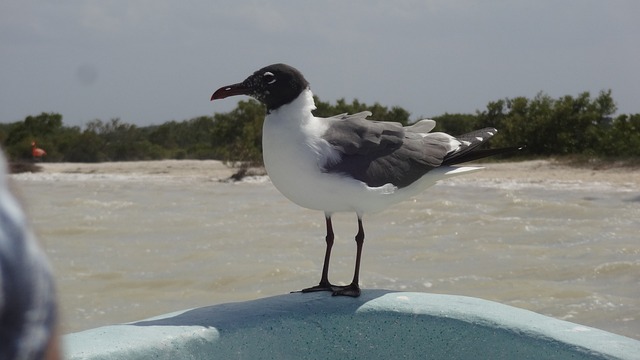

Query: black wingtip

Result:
[442,145,524,166]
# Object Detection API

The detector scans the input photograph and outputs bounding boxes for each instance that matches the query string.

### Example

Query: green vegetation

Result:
[1,90,638,165]
[434,90,639,159]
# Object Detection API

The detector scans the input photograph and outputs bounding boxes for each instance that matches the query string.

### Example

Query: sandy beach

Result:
[36,159,640,187]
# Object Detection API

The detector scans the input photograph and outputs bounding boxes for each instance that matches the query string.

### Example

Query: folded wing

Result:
[321,112,504,188]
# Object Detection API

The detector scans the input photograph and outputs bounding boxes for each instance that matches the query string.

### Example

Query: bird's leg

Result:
[332,217,364,297]
[300,214,337,293]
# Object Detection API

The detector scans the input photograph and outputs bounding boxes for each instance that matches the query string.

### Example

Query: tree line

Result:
[464,90,639,158]
[1,90,637,165]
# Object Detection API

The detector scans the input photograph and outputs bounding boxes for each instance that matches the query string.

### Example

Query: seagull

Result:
[211,63,516,297]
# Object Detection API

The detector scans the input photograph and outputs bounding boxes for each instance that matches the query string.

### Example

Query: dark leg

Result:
[332,216,364,297]
[300,214,337,293]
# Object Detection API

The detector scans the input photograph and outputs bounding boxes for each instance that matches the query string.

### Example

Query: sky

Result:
[1,0,639,127]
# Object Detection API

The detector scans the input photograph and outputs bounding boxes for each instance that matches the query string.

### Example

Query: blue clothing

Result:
[0,154,57,360]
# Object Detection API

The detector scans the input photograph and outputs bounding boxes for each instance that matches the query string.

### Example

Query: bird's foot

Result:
[295,281,337,294]
[293,282,361,297]
[331,283,360,297]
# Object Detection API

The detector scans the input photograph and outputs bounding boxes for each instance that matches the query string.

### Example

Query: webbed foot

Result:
[331,283,360,297]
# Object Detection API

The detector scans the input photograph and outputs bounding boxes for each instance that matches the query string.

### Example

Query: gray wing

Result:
[321,112,451,188]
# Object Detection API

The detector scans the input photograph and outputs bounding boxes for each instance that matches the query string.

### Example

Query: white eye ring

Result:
[264,71,276,84]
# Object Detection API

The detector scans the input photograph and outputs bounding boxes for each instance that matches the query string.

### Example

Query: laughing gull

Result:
[211,63,515,297]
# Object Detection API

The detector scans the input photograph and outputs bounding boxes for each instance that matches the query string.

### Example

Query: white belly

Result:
[262,116,355,212]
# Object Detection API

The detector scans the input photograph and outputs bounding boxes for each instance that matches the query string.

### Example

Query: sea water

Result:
[11,171,640,339]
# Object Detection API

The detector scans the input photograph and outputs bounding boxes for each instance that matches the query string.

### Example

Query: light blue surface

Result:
[64,291,640,359]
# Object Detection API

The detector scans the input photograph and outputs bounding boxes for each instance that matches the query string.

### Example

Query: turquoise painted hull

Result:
[64,291,640,359]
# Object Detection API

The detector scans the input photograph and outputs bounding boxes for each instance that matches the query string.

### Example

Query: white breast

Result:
[262,90,356,212]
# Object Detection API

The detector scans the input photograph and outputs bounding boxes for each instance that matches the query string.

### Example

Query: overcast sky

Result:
[2,1,638,127]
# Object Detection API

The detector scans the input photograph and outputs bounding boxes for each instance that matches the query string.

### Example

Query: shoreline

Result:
[35,160,243,181]
[21,159,640,187]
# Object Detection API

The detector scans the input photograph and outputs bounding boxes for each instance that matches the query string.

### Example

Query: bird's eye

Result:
[263,72,276,85]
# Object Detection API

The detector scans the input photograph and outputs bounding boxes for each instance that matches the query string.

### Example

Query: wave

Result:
[11,172,274,186]
[12,172,155,182]
[441,177,636,193]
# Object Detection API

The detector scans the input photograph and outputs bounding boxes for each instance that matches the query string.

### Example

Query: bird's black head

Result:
[211,63,310,112]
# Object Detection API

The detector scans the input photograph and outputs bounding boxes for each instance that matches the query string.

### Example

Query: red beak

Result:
[211,82,250,101]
